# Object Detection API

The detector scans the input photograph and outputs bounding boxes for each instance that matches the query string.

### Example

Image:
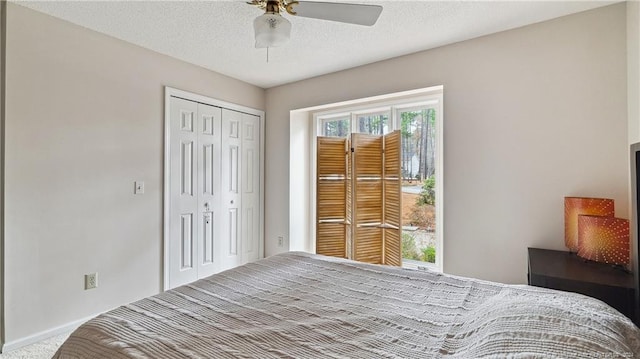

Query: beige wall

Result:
[0,0,6,346]
[630,0,640,145]
[265,4,628,284]
[3,3,264,344]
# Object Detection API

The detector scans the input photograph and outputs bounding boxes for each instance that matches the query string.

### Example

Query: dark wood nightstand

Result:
[527,247,636,324]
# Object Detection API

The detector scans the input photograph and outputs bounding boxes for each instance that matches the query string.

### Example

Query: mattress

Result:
[54,252,640,358]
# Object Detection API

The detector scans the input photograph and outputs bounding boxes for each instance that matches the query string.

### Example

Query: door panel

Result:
[352,134,384,264]
[242,114,260,263]
[353,134,383,178]
[168,96,262,288]
[202,210,214,264]
[316,137,348,258]
[228,208,239,255]
[346,137,352,259]
[354,180,383,223]
[181,141,194,195]
[317,223,347,258]
[169,97,199,287]
[220,109,243,271]
[383,131,402,266]
[354,227,383,264]
[197,103,221,278]
[180,213,194,269]
[383,228,401,266]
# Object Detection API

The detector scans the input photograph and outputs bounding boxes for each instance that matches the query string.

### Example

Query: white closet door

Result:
[166,90,262,290]
[242,113,261,264]
[169,97,199,288]
[220,109,243,271]
[197,103,222,278]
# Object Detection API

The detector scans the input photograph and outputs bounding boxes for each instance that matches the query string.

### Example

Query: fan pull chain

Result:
[267,47,270,63]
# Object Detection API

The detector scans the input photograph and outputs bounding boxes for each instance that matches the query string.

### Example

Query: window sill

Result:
[402,258,441,272]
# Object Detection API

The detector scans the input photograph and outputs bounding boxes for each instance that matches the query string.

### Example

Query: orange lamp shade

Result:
[577,215,629,265]
[564,197,614,251]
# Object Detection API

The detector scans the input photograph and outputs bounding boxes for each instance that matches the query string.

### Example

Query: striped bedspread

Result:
[54,252,640,358]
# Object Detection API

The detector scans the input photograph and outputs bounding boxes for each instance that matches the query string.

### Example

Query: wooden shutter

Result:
[382,131,402,266]
[316,131,402,266]
[316,137,348,258]
[352,134,384,264]
[345,137,353,259]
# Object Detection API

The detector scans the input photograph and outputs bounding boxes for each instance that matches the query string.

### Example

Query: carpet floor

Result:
[0,333,69,359]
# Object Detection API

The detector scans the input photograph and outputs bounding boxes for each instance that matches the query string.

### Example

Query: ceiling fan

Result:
[247,0,383,48]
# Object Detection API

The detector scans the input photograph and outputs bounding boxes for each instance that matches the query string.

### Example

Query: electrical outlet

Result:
[85,273,98,290]
[278,236,284,247]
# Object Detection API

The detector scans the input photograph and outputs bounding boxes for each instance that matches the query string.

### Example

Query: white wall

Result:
[266,4,628,284]
[3,3,264,344]
[630,0,640,145]
[0,0,5,346]
[289,110,312,252]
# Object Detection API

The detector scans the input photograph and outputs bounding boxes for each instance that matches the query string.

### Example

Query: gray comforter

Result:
[54,252,640,358]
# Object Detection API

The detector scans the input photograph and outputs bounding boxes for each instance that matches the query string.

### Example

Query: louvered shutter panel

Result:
[316,132,402,266]
[316,137,348,258]
[382,131,402,266]
[352,134,384,264]
[345,137,353,259]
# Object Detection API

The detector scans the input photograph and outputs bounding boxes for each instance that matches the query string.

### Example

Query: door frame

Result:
[163,86,265,291]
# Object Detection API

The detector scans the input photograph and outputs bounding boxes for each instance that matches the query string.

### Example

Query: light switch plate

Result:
[134,181,144,195]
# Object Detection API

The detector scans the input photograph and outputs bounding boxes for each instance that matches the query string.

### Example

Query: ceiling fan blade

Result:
[290,1,382,26]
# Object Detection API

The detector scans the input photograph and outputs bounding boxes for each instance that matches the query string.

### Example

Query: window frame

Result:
[311,91,444,271]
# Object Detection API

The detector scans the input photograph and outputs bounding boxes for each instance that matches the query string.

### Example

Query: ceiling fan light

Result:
[254,13,291,48]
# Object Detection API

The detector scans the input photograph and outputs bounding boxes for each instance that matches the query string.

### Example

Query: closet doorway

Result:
[164,87,264,290]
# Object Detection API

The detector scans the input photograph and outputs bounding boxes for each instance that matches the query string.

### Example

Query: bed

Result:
[54,252,640,358]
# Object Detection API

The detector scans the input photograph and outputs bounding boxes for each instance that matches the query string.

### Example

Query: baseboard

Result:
[1,315,94,353]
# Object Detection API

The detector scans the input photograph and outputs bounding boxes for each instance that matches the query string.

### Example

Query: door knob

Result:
[204,202,210,209]
[230,200,234,204]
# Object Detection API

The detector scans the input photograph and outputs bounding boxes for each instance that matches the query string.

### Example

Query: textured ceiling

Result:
[14,0,617,88]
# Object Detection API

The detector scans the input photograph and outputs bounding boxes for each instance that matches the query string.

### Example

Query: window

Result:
[314,91,443,271]
[357,112,390,135]
[320,117,350,137]
[399,108,436,180]
[397,107,438,267]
